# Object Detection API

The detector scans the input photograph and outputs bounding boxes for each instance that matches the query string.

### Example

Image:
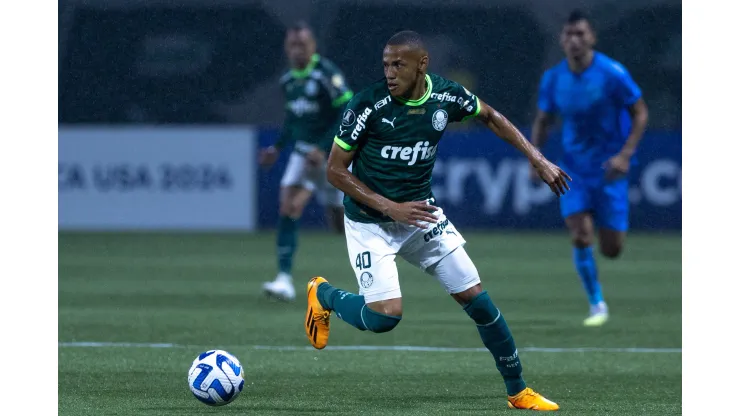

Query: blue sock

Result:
[276,216,298,275]
[573,246,603,305]
[317,283,401,333]
[464,291,526,396]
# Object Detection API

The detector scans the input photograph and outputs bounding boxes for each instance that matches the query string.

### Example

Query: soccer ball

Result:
[187,350,245,406]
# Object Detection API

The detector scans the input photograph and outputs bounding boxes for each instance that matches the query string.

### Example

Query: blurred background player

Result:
[259,21,354,301]
[530,10,649,326]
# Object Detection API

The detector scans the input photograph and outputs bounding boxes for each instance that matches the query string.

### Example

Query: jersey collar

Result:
[394,74,432,106]
[291,54,320,79]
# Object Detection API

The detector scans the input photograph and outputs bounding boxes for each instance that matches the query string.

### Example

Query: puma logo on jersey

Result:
[380,140,438,166]
[381,117,396,128]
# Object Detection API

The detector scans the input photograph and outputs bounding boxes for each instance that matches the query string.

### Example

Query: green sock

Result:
[276,216,298,274]
[317,283,401,333]
[463,291,526,396]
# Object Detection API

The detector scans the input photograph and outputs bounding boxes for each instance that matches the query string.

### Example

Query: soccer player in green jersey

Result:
[304,31,570,410]
[259,22,354,301]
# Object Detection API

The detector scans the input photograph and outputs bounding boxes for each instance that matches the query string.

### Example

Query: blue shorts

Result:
[559,170,629,232]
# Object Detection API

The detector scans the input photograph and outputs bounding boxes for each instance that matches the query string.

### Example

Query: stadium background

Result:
[58,0,681,232]
[58,0,682,414]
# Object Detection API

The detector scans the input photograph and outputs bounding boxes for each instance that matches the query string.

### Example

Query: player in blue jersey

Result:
[530,10,649,326]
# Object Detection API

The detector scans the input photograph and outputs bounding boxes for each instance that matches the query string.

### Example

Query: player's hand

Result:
[386,201,440,229]
[532,159,572,196]
[306,149,326,167]
[604,152,630,181]
[259,146,280,168]
[529,165,542,182]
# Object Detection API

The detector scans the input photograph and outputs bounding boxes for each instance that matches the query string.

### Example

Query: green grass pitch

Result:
[58,231,681,415]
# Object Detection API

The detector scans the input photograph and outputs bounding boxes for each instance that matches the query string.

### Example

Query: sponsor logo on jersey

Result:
[380,140,438,166]
[342,109,356,126]
[408,108,426,115]
[375,95,391,110]
[351,107,373,140]
[287,97,319,117]
[430,92,457,103]
[457,97,464,106]
[432,109,448,131]
[423,218,450,242]
[305,80,318,96]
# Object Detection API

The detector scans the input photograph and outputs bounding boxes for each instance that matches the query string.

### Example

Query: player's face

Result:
[383,44,428,98]
[560,20,595,59]
[285,29,316,69]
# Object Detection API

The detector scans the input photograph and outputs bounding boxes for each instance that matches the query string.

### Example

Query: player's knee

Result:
[279,200,302,218]
[572,234,592,248]
[600,243,623,259]
[362,306,402,333]
[451,283,483,306]
[462,290,500,326]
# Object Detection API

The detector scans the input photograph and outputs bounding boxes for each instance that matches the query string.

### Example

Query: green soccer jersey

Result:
[334,73,481,223]
[277,54,354,153]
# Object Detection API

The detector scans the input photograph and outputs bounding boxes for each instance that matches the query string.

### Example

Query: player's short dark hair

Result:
[566,9,594,30]
[386,30,426,52]
[287,20,313,34]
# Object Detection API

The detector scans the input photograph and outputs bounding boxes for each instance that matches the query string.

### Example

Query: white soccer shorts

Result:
[280,142,344,207]
[343,207,480,303]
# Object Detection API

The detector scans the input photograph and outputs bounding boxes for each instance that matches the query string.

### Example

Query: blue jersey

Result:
[537,52,642,175]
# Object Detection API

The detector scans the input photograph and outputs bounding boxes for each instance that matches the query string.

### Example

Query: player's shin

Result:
[463,291,526,396]
[573,246,603,305]
[276,216,299,276]
[317,283,401,333]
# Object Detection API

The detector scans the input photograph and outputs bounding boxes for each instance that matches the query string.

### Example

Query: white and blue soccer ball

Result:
[187,350,245,406]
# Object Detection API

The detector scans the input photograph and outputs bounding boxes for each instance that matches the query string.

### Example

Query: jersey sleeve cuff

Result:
[334,136,356,151]
[462,96,482,122]
[332,91,354,107]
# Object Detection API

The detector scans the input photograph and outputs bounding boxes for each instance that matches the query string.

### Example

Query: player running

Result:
[304,30,570,411]
[259,22,354,301]
[530,11,649,327]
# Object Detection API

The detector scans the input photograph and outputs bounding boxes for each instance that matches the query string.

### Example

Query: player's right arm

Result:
[259,78,294,168]
[327,99,438,228]
[530,70,557,149]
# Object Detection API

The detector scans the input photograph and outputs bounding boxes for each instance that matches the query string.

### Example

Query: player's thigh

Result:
[399,208,468,278]
[279,153,316,216]
[593,179,629,258]
[424,245,481,298]
[280,152,317,192]
[344,217,402,305]
[559,171,593,222]
[594,178,629,233]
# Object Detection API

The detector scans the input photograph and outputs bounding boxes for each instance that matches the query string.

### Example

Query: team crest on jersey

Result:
[360,272,373,288]
[305,80,318,96]
[432,109,448,131]
[342,109,356,126]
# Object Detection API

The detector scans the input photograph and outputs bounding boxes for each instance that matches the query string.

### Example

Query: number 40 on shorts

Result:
[355,251,371,270]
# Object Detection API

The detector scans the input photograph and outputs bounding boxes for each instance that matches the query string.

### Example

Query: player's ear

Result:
[418,54,429,73]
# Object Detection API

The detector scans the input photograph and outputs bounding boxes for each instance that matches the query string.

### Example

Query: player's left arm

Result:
[606,65,649,178]
[475,98,571,196]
